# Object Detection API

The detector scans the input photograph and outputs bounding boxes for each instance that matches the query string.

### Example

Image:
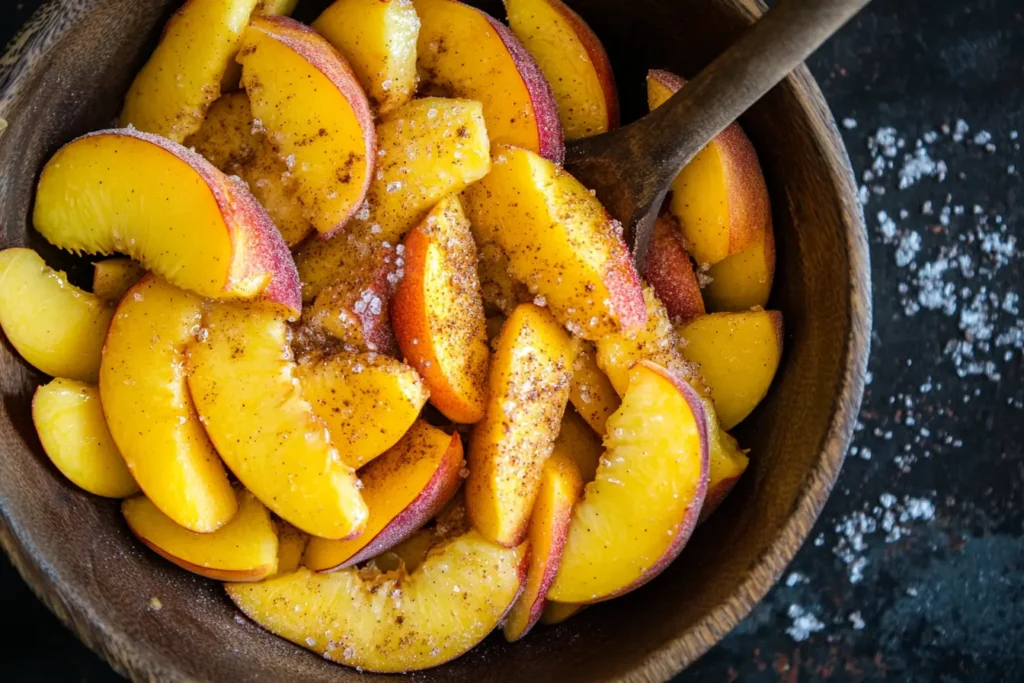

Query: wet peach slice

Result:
[92,258,145,304]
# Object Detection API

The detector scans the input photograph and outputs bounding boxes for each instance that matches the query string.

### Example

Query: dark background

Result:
[2,0,1023,680]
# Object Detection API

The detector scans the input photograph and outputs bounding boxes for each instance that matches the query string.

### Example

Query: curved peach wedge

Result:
[239,16,376,236]
[547,361,709,603]
[415,0,563,162]
[463,145,645,340]
[228,531,527,672]
[33,128,300,317]
[477,240,530,316]
[568,342,621,436]
[467,303,575,547]
[313,0,421,115]
[100,275,236,533]
[701,413,749,523]
[504,0,618,139]
[92,258,145,304]
[32,379,138,498]
[703,226,777,312]
[552,406,602,483]
[303,421,464,571]
[642,213,706,322]
[296,97,491,298]
[0,248,113,383]
[677,310,783,430]
[296,352,428,469]
[123,489,278,582]
[188,300,368,540]
[119,0,261,141]
[647,69,770,266]
[274,521,308,575]
[393,196,489,423]
[504,453,582,641]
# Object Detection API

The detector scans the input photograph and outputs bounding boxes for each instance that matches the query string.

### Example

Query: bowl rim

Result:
[0,0,871,680]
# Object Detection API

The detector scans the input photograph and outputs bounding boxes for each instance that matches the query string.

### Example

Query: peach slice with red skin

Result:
[467,303,576,547]
[227,530,528,672]
[415,0,564,162]
[503,452,582,641]
[33,128,300,318]
[392,196,490,423]
[303,421,464,571]
[504,0,619,139]
[642,213,706,322]
[239,16,376,236]
[547,361,709,603]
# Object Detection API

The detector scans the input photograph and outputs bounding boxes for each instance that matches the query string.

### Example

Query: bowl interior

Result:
[0,0,868,680]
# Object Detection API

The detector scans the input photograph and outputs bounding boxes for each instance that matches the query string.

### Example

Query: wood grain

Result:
[0,0,870,681]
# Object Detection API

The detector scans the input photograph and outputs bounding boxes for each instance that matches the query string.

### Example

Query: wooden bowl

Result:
[0,0,870,680]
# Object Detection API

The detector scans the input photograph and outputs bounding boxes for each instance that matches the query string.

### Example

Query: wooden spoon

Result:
[563,0,872,266]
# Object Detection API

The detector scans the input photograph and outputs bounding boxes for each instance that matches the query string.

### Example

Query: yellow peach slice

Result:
[642,213,705,322]
[296,97,491,297]
[296,352,429,469]
[100,275,236,532]
[504,453,582,641]
[274,520,308,574]
[463,145,645,340]
[239,16,375,236]
[304,421,464,571]
[393,196,489,423]
[92,258,145,304]
[467,303,575,547]
[122,489,278,582]
[703,226,777,312]
[568,342,620,436]
[33,128,300,317]
[31,379,138,498]
[504,0,618,138]
[677,310,783,430]
[228,531,527,672]
[701,413,749,523]
[552,406,602,483]
[0,248,113,382]
[415,0,563,161]
[477,240,531,316]
[313,0,421,115]
[547,362,709,603]
[188,300,368,540]
[540,601,585,625]
[372,526,437,573]
[120,0,261,141]
[647,69,770,266]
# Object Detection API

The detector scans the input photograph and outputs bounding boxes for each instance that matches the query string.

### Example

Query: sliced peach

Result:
[33,128,300,317]
[568,342,620,436]
[703,226,777,312]
[463,145,645,340]
[701,414,749,523]
[239,16,375,236]
[477,240,531,316]
[313,0,421,115]
[100,275,236,532]
[31,379,138,498]
[185,92,313,247]
[467,303,575,547]
[647,69,770,266]
[552,406,602,483]
[504,0,618,139]
[0,248,113,382]
[275,520,309,574]
[123,489,278,582]
[372,526,437,573]
[415,0,563,161]
[677,310,783,429]
[228,530,527,672]
[296,97,491,297]
[188,300,368,540]
[92,258,145,304]
[304,421,464,571]
[642,213,705,322]
[119,0,261,141]
[393,196,489,423]
[305,244,402,353]
[296,352,429,469]
[256,0,298,13]
[547,361,709,603]
[504,453,582,641]
[540,601,584,625]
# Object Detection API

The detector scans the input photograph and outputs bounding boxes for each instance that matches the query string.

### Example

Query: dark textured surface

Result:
[0,0,1018,682]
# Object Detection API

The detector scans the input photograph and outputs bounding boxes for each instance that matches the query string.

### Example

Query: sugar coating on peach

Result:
[33,128,300,318]
[392,196,490,423]
[228,531,527,672]
[642,213,706,322]
[568,341,621,437]
[239,16,376,236]
[0,248,114,383]
[303,421,464,571]
[477,240,531,316]
[547,362,709,603]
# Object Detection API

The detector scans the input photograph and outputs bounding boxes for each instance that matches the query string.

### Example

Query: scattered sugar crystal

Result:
[849,611,866,630]
[785,605,825,642]
[842,117,858,129]
[785,572,806,587]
